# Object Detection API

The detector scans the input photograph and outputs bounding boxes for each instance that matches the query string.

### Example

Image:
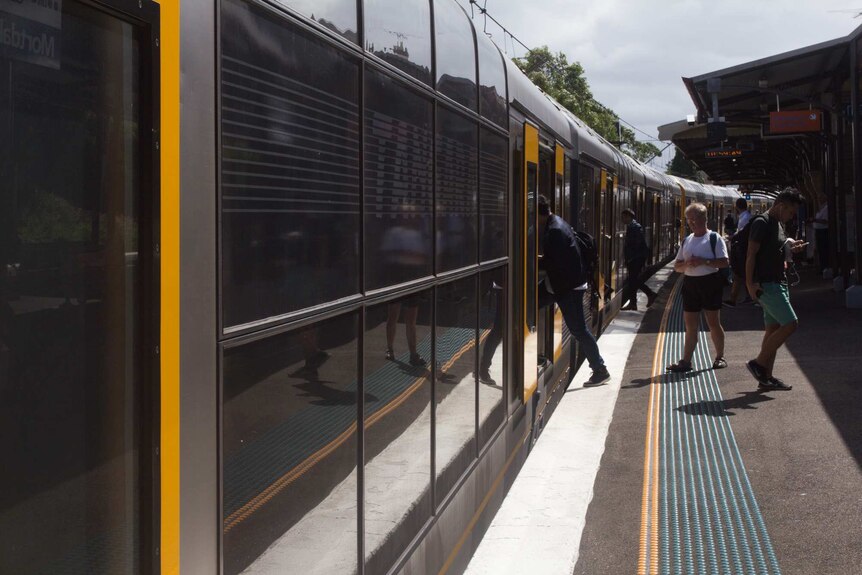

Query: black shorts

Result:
[681,273,723,312]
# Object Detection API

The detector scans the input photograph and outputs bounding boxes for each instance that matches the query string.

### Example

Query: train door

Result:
[520,123,539,402]
[0,0,161,572]
[599,170,615,306]
[577,162,599,334]
[653,193,661,264]
[551,144,565,365]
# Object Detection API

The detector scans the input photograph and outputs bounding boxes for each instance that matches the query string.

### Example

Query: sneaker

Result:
[722,299,736,308]
[666,359,692,373]
[584,368,611,387]
[409,353,426,367]
[385,348,395,361]
[758,376,792,391]
[746,359,769,383]
[621,303,638,311]
[478,370,497,386]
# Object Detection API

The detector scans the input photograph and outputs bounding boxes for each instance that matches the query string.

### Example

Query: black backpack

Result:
[572,228,598,285]
[730,215,765,277]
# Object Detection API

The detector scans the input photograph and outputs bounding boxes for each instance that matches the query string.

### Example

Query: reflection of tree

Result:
[16,190,91,244]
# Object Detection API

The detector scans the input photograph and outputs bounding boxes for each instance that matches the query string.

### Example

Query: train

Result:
[0,0,741,574]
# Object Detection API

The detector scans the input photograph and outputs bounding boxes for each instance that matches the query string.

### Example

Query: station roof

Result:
[660,23,862,187]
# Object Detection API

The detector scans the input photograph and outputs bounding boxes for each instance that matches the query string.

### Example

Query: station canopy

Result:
[659,24,862,187]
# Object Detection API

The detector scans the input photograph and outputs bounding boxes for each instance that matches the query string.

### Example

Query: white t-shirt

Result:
[737,210,752,231]
[813,204,828,230]
[675,231,729,277]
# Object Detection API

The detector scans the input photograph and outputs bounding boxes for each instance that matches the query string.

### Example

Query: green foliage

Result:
[514,46,661,164]
[17,190,91,244]
[667,148,706,182]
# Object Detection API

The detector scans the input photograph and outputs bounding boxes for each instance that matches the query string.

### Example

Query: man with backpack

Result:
[745,189,806,391]
[537,195,610,386]
[620,208,657,311]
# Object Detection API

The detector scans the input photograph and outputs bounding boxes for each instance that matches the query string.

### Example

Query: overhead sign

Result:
[705,148,743,159]
[769,110,821,134]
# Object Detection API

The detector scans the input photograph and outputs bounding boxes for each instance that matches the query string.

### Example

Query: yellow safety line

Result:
[437,427,532,575]
[224,332,488,532]
[637,277,681,574]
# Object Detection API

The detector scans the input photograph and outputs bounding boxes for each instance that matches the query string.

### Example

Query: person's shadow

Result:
[676,391,774,417]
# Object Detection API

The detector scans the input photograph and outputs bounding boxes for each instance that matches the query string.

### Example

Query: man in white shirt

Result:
[736,198,752,232]
[809,192,829,275]
[667,203,731,373]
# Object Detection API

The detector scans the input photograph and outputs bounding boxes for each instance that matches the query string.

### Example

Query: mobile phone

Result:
[796,242,809,248]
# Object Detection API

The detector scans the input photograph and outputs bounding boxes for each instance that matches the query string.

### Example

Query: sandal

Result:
[712,356,728,369]
[666,359,692,373]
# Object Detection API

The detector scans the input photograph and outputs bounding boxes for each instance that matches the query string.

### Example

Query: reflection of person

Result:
[478,277,504,386]
[385,297,425,367]
[297,327,329,377]
[667,203,729,373]
[745,189,805,391]
[724,198,753,307]
[380,205,428,285]
[723,210,737,236]
[537,195,610,387]
[809,192,829,276]
[620,208,657,311]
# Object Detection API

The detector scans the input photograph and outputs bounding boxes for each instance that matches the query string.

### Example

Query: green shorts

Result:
[759,282,797,326]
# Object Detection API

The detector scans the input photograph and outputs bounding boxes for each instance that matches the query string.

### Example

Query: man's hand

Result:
[747,281,762,301]
[687,256,705,267]
[790,239,808,253]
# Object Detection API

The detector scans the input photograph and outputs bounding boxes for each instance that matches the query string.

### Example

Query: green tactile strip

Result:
[654,279,781,575]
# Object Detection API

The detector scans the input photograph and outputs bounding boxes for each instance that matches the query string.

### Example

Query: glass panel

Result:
[434,0,477,110]
[526,163,537,332]
[364,291,432,573]
[365,0,432,85]
[477,33,507,127]
[222,313,359,575]
[479,128,507,262]
[436,107,478,273]
[221,0,361,327]
[0,2,144,572]
[364,69,434,290]
[478,267,506,447]
[434,276,477,503]
[271,0,358,42]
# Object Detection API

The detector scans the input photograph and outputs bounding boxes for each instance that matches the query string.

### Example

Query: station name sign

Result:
[705,148,743,159]
[769,110,821,134]
[0,0,62,69]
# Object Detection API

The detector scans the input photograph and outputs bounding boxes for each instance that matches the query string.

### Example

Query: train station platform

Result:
[464,264,862,575]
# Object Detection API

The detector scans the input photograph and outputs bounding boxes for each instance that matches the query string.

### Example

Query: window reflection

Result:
[435,0,477,110]
[435,276,477,503]
[365,0,432,85]
[477,33,507,127]
[271,0,358,42]
[478,267,506,447]
[221,0,361,326]
[480,128,507,262]
[436,107,478,273]
[222,313,359,575]
[364,291,433,574]
[0,3,144,572]
[365,69,434,290]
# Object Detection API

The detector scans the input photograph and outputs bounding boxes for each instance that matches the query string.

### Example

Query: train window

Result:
[365,0,432,85]
[0,2,152,571]
[436,107,479,273]
[270,0,358,42]
[480,128,508,262]
[364,290,433,573]
[221,0,361,327]
[434,0,478,110]
[477,33,507,127]
[435,275,478,505]
[478,266,507,447]
[222,312,359,575]
[364,69,434,290]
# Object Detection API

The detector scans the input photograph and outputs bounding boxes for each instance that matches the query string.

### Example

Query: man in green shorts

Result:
[745,189,806,391]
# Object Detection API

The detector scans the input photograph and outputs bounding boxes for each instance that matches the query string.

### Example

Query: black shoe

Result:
[584,368,610,387]
[478,370,497,386]
[385,348,395,361]
[667,359,692,373]
[746,359,769,383]
[621,303,638,311]
[409,353,426,367]
[758,376,792,391]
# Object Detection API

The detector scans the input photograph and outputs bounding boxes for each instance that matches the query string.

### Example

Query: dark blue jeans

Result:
[539,284,605,371]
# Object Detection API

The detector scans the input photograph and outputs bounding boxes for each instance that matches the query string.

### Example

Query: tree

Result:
[667,148,705,182]
[514,47,661,164]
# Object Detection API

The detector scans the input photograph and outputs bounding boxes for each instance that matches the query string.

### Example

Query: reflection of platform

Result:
[238,332,501,574]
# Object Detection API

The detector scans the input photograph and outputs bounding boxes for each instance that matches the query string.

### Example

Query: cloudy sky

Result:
[454,0,862,168]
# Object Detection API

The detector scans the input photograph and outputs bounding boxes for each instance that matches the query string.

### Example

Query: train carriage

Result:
[0,0,740,574]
